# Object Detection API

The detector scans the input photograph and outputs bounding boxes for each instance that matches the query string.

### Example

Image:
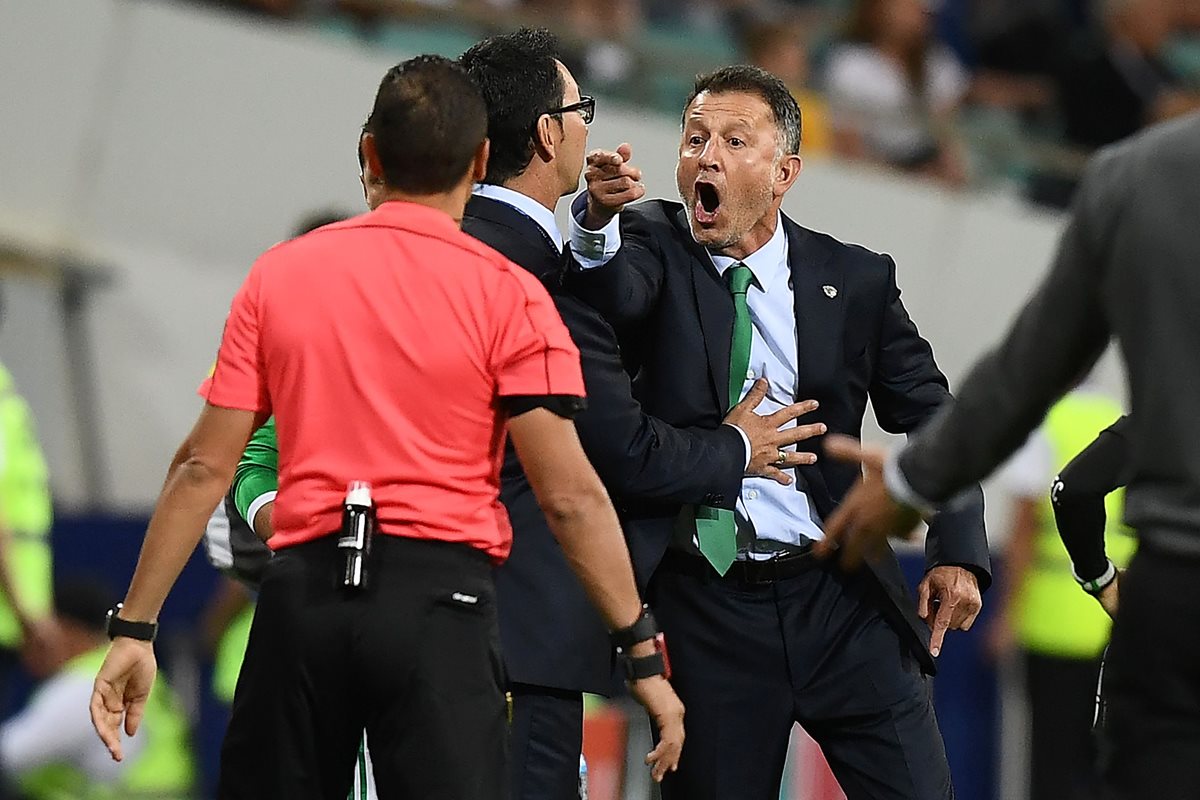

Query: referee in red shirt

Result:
[87,56,683,800]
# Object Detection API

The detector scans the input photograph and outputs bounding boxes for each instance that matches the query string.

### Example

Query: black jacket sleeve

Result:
[1051,414,1134,581]
[557,293,744,509]
[870,256,991,587]
[568,206,667,327]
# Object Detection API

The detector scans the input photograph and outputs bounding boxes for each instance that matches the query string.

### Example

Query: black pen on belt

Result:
[338,481,375,590]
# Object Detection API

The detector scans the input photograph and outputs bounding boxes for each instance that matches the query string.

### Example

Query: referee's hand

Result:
[629,671,685,781]
[90,638,157,762]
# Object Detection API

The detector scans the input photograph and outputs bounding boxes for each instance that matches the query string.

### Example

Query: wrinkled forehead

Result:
[683,90,775,132]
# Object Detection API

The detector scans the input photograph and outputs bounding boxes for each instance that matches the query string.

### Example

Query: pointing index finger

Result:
[586,150,622,167]
[930,597,955,657]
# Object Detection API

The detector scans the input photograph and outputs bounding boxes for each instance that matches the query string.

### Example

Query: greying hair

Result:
[683,65,802,155]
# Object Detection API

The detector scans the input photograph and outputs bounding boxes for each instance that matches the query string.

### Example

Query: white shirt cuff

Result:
[883,449,937,518]
[567,193,622,269]
[246,491,277,536]
[723,423,752,471]
[1073,558,1116,591]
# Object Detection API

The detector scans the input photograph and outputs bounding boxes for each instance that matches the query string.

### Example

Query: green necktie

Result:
[696,263,754,575]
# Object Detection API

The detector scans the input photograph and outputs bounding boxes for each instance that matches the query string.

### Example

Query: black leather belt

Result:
[659,547,818,585]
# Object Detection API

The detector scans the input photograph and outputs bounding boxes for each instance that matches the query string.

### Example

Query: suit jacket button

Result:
[705,493,724,505]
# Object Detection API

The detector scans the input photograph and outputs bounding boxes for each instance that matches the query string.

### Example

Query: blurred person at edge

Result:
[88,55,683,800]
[1057,0,1200,151]
[821,112,1200,800]
[0,341,60,691]
[825,0,971,186]
[986,387,1135,800]
[0,579,193,800]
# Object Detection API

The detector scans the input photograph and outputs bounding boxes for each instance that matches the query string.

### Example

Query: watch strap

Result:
[106,604,158,642]
[623,652,667,681]
[610,606,659,650]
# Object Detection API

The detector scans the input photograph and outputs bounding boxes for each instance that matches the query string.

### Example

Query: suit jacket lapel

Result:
[785,217,842,517]
[673,209,734,414]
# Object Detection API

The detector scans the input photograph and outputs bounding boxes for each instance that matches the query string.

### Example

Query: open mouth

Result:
[694,182,721,225]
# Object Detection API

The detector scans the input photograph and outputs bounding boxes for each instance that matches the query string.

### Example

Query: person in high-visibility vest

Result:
[989,390,1136,800]
[1050,414,1134,616]
[0,360,60,682]
[0,578,194,799]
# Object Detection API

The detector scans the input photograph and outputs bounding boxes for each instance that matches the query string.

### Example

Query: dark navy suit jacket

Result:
[569,199,991,674]
[466,195,746,694]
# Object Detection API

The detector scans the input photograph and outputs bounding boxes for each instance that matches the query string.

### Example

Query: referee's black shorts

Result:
[218,533,508,800]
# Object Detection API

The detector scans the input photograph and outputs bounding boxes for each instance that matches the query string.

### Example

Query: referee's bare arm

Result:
[90,403,263,762]
[508,407,684,780]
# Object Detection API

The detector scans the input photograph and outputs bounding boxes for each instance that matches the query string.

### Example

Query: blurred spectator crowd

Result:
[187,0,1200,203]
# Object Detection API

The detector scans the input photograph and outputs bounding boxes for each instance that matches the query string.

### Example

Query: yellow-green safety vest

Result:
[0,362,53,648]
[212,603,255,704]
[19,646,195,800]
[1014,394,1137,658]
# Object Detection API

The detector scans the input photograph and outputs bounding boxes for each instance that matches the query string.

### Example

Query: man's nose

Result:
[698,140,721,170]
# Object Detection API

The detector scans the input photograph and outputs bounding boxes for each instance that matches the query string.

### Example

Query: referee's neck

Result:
[371,184,473,225]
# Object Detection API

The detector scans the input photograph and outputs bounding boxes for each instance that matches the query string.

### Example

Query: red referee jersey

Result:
[201,201,584,561]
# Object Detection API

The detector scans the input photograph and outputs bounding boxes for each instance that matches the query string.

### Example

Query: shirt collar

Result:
[366,200,460,235]
[472,184,563,253]
[708,213,789,290]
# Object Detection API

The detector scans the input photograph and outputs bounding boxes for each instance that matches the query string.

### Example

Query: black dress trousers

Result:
[219,534,508,800]
[649,553,953,800]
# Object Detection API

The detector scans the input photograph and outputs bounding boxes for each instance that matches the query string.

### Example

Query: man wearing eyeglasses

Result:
[458,31,822,800]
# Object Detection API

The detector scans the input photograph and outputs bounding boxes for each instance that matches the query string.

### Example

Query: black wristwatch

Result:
[610,605,671,681]
[105,603,158,643]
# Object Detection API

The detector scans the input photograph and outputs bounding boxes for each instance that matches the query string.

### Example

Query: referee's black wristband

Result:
[623,651,668,681]
[610,605,659,650]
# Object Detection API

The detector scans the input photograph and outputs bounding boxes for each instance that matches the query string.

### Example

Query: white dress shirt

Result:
[572,207,824,554]
[567,193,624,268]
[709,218,826,554]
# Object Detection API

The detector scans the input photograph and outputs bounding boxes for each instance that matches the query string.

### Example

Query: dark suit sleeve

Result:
[869,256,991,587]
[568,206,666,327]
[558,294,744,508]
[898,144,1119,504]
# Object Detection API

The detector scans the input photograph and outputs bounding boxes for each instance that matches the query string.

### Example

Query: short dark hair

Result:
[684,65,802,155]
[459,29,565,185]
[363,55,488,193]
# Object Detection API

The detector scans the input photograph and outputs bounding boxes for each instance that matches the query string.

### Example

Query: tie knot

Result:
[726,263,754,296]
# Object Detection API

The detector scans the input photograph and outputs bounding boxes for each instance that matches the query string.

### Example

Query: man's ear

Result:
[471,138,491,183]
[532,114,559,163]
[774,153,803,198]
[360,133,386,185]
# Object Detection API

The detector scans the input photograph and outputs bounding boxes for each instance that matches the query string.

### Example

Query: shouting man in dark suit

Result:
[457,36,822,799]
[567,65,991,799]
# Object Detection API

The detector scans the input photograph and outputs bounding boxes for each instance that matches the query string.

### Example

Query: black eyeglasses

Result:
[545,95,595,125]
